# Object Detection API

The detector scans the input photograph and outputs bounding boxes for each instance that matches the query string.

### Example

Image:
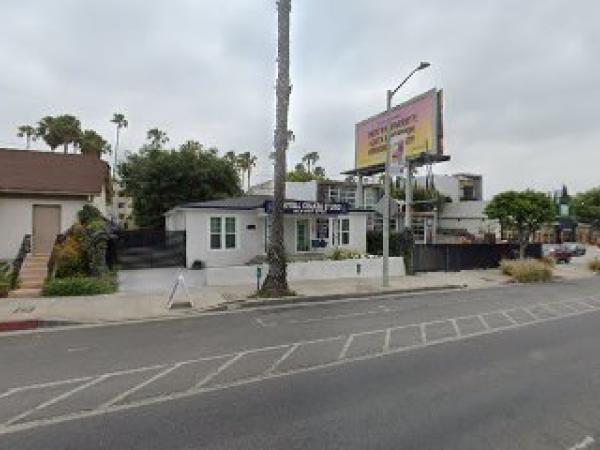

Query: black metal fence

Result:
[114,230,186,269]
[413,243,543,273]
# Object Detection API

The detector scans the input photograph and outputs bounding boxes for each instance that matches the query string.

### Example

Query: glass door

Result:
[296,219,310,252]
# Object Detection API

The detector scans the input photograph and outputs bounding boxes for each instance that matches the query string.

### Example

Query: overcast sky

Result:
[1,0,598,197]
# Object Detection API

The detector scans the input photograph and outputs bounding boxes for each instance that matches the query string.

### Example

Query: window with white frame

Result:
[341,218,350,245]
[210,216,237,250]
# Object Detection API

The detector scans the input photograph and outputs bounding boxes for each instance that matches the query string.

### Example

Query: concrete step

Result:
[20,280,44,289]
[9,288,41,298]
[20,267,47,275]
[20,275,46,284]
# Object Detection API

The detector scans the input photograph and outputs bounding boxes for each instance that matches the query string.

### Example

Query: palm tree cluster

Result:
[224,151,258,191]
[16,114,117,158]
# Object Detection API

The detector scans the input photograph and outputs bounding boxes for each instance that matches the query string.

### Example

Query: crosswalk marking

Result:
[2,295,600,436]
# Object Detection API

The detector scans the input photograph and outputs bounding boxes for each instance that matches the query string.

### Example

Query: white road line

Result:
[478,314,492,330]
[3,375,108,427]
[338,335,355,360]
[100,363,184,409]
[2,300,600,437]
[499,311,517,325]
[194,353,245,389]
[383,328,391,353]
[266,344,299,374]
[450,318,461,337]
[568,435,595,450]
[419,323,427,344]
[255,318,275,327]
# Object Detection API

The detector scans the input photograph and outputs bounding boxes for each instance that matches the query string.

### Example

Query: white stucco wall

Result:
[438,200,499,236]
[200,257,405,286]
[181,209,266,268]
[0,196,88,260]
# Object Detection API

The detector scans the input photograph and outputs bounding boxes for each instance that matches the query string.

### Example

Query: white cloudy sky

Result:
[1,0,598,197]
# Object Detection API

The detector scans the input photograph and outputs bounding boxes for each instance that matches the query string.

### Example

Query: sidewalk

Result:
[0,269,510,325]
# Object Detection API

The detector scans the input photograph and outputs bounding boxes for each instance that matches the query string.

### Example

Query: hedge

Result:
[366,229,415,274]
[42,274,118,297]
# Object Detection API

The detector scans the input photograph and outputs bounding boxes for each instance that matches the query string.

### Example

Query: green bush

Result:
[0,262,10,297]
[588,258,600,274]
[329,248,363,261]
[500,259,553,283]
[52,235,86,278]
[77,204,103,226]
[42,274,118,297]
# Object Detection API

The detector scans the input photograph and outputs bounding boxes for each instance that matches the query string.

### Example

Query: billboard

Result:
[355,88,444,170]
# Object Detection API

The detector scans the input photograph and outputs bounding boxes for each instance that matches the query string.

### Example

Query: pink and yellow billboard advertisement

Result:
[355,89,443,170]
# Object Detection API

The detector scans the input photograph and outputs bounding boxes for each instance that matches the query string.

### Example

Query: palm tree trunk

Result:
[247,168,251,192]
[261,0,291,295]
[26,135,31,150]
[63,142,68,154]
[114,127,120,177]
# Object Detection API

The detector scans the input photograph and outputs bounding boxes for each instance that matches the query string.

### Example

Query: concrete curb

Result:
[226,284,467,309]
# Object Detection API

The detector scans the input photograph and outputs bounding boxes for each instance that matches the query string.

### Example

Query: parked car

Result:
[547,245,573,263]
[563,242,586,257]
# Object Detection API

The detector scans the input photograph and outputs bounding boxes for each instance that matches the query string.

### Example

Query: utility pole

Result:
[382,62,430,287]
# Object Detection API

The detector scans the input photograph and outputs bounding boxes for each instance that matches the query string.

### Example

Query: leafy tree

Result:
[110,113,128,176]
[313,166,326,179]
[286,162,325,182]
[571,188,600,226]
[485,190,555,258]
[146,128,169,149]
[118,142,241,228]
[301,151,319,173]
[261,0,291,296]
[36,115,81,153]
[78,130,111,158]
[17,125,37,149]
[237,152,258,191]
[391,184,449,213]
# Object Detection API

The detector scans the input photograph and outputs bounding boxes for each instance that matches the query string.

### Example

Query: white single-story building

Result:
[0,148,110,260]
[165,195,370,268]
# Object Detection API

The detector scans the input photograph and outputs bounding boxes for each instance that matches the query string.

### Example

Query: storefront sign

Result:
[264,200,348,215]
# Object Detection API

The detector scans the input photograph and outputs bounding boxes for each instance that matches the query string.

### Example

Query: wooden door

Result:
[32,205,61,255]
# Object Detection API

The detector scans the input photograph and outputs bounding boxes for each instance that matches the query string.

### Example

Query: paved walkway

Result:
[1,245,597,325]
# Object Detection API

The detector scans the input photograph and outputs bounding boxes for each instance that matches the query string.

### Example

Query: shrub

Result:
[52,236,86,278]
[540,255,556,268]
[77,204,103,226]
[329,248,363,261]
[500,259,553,283]
[42,274,118,297]
[588,258,600,274]
[0,262,10,297]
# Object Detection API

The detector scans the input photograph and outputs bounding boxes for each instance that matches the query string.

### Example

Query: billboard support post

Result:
[382,90,392,287]
[382,62,430,287]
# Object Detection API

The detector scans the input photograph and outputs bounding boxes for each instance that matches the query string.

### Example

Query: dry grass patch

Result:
[500,259,553,283]
[588,258,600,274]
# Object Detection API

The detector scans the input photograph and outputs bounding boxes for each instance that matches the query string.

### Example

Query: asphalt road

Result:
[2,277,600,449]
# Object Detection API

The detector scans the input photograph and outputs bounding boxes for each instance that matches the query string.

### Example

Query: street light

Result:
[382,62,431,287]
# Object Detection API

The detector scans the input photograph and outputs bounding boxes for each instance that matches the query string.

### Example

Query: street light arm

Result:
[389,67,419,99]
[389,62,431,100]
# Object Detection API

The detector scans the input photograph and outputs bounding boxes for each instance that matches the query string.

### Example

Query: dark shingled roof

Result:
[179,195,272,210]
[0,148,109,195]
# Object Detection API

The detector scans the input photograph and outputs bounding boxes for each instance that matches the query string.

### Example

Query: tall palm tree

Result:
[146,128,169,149]
[237,152,258,191]
[16,125,37,150]
[302,151,319,173]
[261,0,292,296]
[110,113,128,176]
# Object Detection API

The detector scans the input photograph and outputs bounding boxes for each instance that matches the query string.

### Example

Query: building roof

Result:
[0,148,109,195]
[178,195,273,210]
[168,195,371,214]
